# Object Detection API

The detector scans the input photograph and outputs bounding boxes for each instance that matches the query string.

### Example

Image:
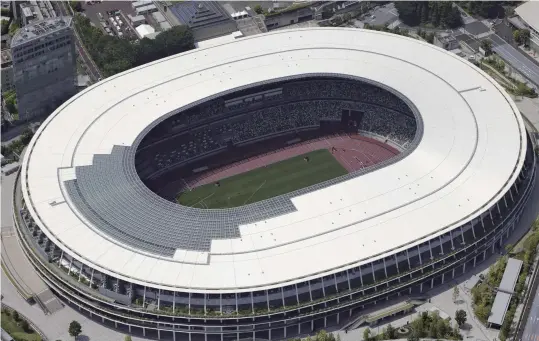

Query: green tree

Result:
[513,29,522,44]
[383,323,397,339]
[395,2,462,28]
[253,5,264,15]
[505,243,514,253]
[480,40,493,56]
[12,310,20,322]
[475,304,491,322]
[443,7,463,28]
[74,14,192,77]
[70,1,82,12]
[1,19,9,35]
[465,2,505,19]
[21,319,31,333]
[363,327,371,341]
[68,320,82,340]
[455,309,467,327]
[513,29,531,46]
[8,21,19,34]
[520,29,531,46]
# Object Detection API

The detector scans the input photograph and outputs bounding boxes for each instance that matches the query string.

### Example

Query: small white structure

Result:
[135,24,156,39]
[231,10,249,21]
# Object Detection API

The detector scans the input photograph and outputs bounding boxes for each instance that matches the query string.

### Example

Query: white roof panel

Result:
[515,1,539,35]
[22,28,527,293]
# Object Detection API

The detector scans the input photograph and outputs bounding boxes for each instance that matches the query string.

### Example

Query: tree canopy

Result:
[455,309,467,327]
[253,5,264,15]
[472,256,507,323]
[1,19,9,35]
[462,2,506,19]
[480,40,493,56]
[69,1,83,12]
[68,320,82,339]
[74,15,195,77]
[394,2,463,28]
[514,29,531,46]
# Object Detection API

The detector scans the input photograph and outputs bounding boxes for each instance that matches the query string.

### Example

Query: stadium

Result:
[15,28,536,340]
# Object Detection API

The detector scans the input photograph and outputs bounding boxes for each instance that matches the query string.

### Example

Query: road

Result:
[492,36,539,88]
[522,272,539,341]
[53,2,102,82]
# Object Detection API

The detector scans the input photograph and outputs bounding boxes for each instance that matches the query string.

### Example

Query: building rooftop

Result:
[464,21,490,36]
[135,24,155,39]
[128,14,146,22]
[23,28,526,292]
[20,0,57,25]
[488,258,523,326]
[515,1,539,35]
[488,292,512,326]
[12,16,72,47]
[436,32,457,43]
[170,1,233,30]
[498,258,523,293]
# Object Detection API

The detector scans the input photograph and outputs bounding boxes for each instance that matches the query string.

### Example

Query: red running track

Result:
[188,134,399,188]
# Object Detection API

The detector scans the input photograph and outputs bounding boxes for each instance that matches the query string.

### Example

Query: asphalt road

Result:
[493,39,539,88]
[483,31,539,88]
[522,284,539,341]
[53,2,102,81]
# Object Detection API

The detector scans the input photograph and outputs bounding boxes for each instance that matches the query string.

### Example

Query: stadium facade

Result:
[16,28,536,341]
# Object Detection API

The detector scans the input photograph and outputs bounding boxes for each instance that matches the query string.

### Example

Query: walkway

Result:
[1,171,48,297]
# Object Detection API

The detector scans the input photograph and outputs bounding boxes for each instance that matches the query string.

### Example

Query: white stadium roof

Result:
[515,1,539,36]
[22,28,527,293]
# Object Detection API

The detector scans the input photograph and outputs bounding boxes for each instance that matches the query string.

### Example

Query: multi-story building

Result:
[11,16,76,121]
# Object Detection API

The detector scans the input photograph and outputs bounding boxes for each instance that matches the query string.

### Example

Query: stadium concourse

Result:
[17,28,537,341]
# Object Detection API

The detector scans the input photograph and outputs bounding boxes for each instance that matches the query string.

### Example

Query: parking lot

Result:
[81,1,137,39]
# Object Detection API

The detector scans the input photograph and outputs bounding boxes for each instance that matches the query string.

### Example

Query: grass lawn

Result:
[177,149,348,208]
[1,311,41,341]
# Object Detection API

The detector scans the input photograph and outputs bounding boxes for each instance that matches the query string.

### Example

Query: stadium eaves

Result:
[16,28,536,340]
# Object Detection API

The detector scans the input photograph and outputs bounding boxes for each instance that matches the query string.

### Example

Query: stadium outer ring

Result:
[16,28,536,339]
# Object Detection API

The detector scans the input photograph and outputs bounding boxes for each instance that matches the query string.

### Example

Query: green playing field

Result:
[177,149,348,209]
